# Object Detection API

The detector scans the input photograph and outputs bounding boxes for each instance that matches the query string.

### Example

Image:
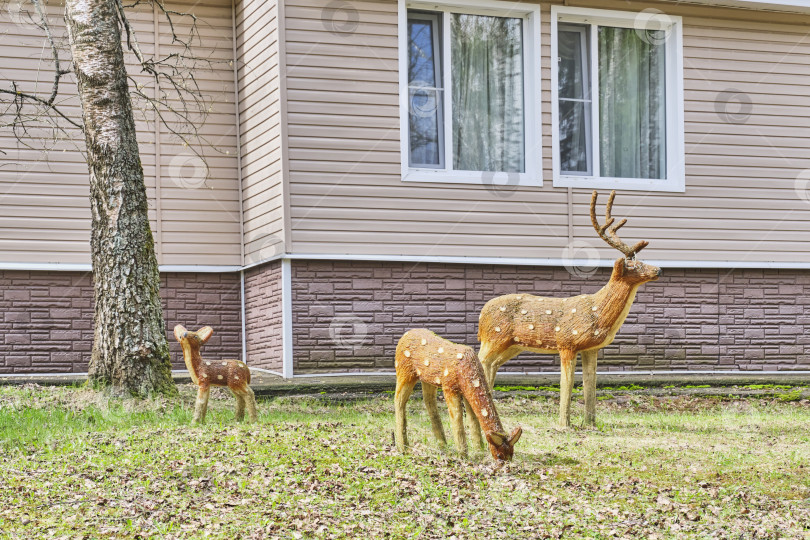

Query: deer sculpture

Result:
[394,328,522,461]
[174,324,258,424]
[476,190,661,428]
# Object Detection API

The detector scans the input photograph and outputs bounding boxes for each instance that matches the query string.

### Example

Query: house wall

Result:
[290,259,810,373]
[0,0,241,267]
[244,260,284,372]
[236,0,287,265]
[0,271,243,374]
[280,0,810,264]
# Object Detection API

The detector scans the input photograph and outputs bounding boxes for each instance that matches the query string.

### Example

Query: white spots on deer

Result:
[457,352,463,359]
[528,324,534,330]
[481,408,489,417]
[499,306,506,312]
[571,308,577,313]
[594,330,600,336]
[416,368,422,376]
[217,375,223,380]
[235,375,239,380]
[472,379,480,388]
[443,368,449,377]
[516,296,522,300]
[521,309,527,315]
[201,373,208,378]
[555,326,560,332]
[592,306,598,311]
[404,350,411,358]
[222,362,228,366]
[434,377,441,384]
[494,326,501,332]
[545,310,552,315]
[421,338,427,345]
[205,362,211,366]
[572,330,578,335]
[424,359,430,367]
[438,347,444,353]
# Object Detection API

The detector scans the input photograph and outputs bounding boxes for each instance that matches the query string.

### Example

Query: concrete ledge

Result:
[3,371,808,399]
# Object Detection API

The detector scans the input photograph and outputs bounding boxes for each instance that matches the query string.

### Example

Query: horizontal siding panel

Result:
[237,0,285,263]
[283,0,810,262]
[0,0,241,266]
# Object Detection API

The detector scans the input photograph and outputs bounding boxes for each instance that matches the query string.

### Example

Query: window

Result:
[399,1,541,186]
[552,7,685,192]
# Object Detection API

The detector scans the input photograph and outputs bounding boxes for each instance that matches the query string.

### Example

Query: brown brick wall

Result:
[244,260,283,372]
[0,270,242,374]
[290,260,810,373]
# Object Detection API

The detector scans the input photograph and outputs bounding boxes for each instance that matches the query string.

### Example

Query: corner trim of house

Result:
[281,257,294,379]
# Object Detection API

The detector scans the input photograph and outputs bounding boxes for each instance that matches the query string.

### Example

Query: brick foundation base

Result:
[290,260,810,374]
[0,270,242,373]
[244,260,283,372]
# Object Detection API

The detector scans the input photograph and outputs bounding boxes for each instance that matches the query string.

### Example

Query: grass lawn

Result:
[0,384,808,539]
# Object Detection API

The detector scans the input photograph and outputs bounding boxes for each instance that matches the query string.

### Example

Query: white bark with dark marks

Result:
[65,0,174,396]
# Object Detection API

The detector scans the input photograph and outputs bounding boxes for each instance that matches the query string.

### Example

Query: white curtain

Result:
[451,14,524,173]
[598,26,667,179]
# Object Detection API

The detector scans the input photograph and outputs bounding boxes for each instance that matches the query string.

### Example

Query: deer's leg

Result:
[232,389,246,422]
[421,383,447,446]
[464,399,484,450]
[581,350,598,426]
[193,385,210,425]
[244,386,258,423]
[558,349,577,428]
[394,377,417,453]
[444,389,467,457]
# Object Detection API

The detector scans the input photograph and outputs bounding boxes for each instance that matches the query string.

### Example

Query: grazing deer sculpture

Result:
[477,190,661,428]
[394,328,522,461]
[174,324,258,424]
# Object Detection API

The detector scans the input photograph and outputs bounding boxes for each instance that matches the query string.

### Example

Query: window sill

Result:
[553,175,685,193]
[402,169,542,188]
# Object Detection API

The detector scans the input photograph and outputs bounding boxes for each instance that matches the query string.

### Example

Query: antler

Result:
[590,190,649,259]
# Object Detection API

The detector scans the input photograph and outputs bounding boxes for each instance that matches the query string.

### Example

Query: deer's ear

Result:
[613,258,626,277]
[486,431,507,447]
[173,325,187,342]
[508,426,523,446]
[196,326,214,343]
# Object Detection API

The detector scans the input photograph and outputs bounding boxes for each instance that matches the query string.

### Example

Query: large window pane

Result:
[451,14,524,173]
[558,25,591,175]
[408,15,443,167]
[598,26,667,179]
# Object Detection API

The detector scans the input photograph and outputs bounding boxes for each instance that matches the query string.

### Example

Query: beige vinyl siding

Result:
[282,0,810,264]
[0,0,240,266]
[236,0,286,265]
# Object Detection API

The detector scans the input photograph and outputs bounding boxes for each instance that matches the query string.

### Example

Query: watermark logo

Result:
[633,8,673,46]
[794,169,810,204]
[321,0,359,35]
[482,171,521,199]
[329,315,368,350]
[168,152,207,189]
[562,240,601,279]
[409,81,440,119]
[258,234,284,260]
[715,89,753,124]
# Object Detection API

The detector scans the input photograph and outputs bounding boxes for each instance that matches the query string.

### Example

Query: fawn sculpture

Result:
[477,191,661,428]
[174,324,258,424]
[394,328,522,461]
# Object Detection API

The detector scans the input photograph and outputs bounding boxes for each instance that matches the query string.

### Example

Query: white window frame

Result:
[398,0,542,187]
[551,6,686,193]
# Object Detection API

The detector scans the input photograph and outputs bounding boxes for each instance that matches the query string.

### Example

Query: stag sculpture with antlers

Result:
[475,190,661,427]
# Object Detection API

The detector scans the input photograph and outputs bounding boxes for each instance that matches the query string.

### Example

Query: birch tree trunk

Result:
[66,0,175,396]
